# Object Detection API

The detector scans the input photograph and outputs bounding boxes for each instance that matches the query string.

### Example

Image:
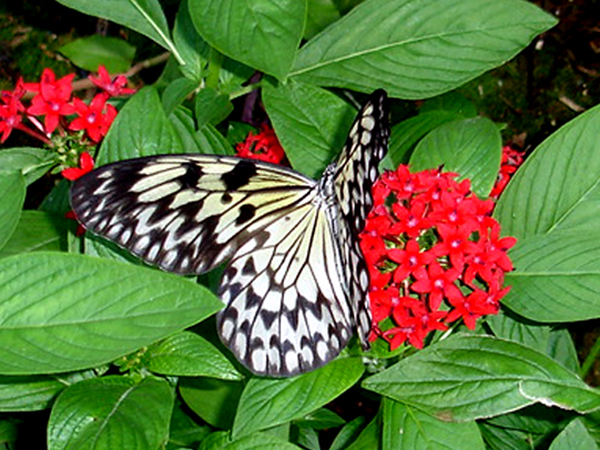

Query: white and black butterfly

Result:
[70,90,389,377]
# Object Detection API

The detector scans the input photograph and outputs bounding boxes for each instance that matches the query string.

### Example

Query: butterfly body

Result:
[70,90,389,377]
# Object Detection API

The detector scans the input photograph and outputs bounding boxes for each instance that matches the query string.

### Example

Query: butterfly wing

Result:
[333,90,390,347]
[71,155,315,275]
[70,154,354,376]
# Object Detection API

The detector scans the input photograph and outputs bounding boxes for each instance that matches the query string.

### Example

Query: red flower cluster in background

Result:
[236,124,286,164]
[0,65,134,145]
[490,145,525,198]
[359,165,516,350]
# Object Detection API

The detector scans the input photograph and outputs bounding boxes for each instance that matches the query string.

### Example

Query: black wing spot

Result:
[236,204,256,225]
[221,193,233,204]
[179,163,204,188]
[221,160,257,190]
[242,257,257,276]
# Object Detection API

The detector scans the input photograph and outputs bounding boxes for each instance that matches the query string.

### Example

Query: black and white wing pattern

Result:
[70,90,389,377]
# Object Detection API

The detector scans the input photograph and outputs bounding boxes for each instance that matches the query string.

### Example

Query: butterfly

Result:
[70,90,389,377]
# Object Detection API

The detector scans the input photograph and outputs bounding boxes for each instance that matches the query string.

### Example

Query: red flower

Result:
[89,65,136,97]
[433,223,480,271]
[388,239,435,282]
[26,68,76,134]
[62,152,95,180]
[0,82,25,143]
[359,164,516,350]
[411,261,462,310]
[236,125,285,164]
[490,145,525,198]
[69,94,117,142]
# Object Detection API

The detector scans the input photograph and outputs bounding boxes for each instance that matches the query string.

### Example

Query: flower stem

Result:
[16,123,51,145]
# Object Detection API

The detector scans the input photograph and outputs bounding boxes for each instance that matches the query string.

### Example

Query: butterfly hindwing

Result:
[69,90,390,377]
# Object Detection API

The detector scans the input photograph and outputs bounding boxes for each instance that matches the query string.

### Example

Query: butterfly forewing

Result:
[71,155,315,275]
[69,90,390,377]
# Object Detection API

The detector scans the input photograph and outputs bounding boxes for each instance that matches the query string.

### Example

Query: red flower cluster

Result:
[0,66,133,145]
[490,145,525,198]
[359,165,516,350]
[236,124,286,164]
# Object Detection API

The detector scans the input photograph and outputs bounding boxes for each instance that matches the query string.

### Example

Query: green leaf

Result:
[478,421,535,450]
[382,398,485,450]
[55,0,183,64]
[294,408,345,430]
[329,416,367,450]
[420,92,478,117]
[291,0,556,98]
[233,357,364,438]
[188,0,306,79]
[59,35,136,72]
[486,314,579,373]
[47,376,174,450]
[0,147,56,185]
[201,431,303,450]
[496,103,600,239]
[144,331,242,380]
[0,211,69,258]
[99,86,184,164]
[168,401,212,448]
[363,334,600,422]
[0,375,65,411]
[0,420,17,446]
[388,111,465,166]
[162,77,199,116]
[549,419,598,450]
[173,0,209,82]
[196,124,236,156]
[0,252,222,374]
[179,377,244,429]
[194,88,234,129]
[502,231,600,322]
[305,0,340,40]
[262,82,356,178]
[409,117,502,197]
[0,171,26,252]
[346,413,380,450]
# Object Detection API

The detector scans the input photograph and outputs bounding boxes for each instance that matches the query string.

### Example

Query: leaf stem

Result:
[206,47,224,90]
[580,334,600,379]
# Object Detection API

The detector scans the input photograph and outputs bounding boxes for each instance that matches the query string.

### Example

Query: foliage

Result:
[3,0,600,449]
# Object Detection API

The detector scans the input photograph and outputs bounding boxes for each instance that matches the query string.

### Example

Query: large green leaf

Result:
[99,86,184,164]
[409,117,502,197]
[495,103,600,322]
[55,0,183,63]
[262,82,356,178]
[496,103,600,239]
[291,0,556,98]
[232,357,364,438]
[47,377,173,450]
[188,0,306,79]
[363,335,600,422]
[0,171,26,252]
[381,398,485,450]
[0,211,69,258]
[0,252,222,374]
